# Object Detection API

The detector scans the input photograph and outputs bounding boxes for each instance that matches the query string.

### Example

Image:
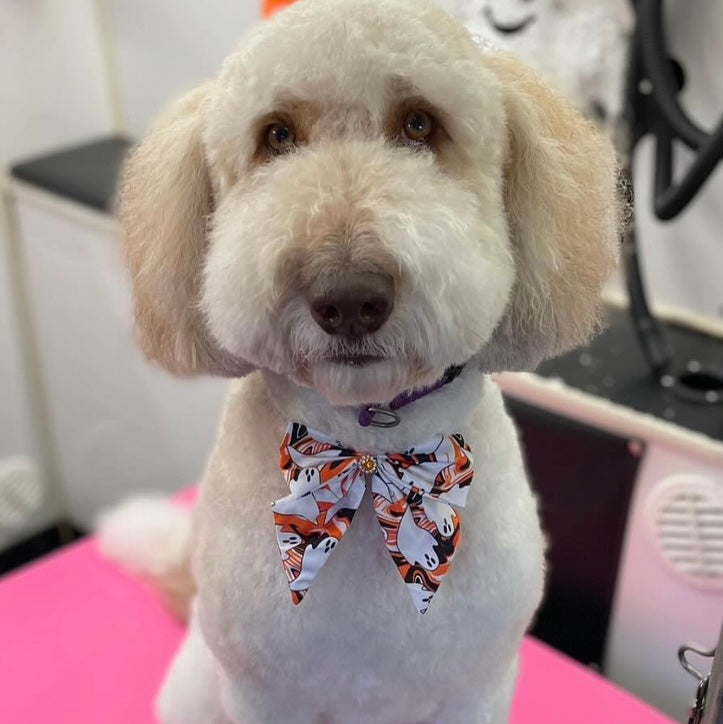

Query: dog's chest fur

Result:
[194,369,545,718]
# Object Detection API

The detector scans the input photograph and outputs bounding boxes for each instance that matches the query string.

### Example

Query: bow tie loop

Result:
[273,423,474,614]
[376,437,473,508]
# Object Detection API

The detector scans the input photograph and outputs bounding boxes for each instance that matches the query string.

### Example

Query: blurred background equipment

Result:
[435,0,634,137]
[678,625,723,724]
[0,1,721,721]
[623,0,723,398]
[262,0,298,17]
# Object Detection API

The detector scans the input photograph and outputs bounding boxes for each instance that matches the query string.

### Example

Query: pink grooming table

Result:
[0,536,673,724]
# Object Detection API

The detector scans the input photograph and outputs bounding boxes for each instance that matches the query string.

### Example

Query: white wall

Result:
[0,1,115,160]
[0,0,115,546]
[107,0,260,134]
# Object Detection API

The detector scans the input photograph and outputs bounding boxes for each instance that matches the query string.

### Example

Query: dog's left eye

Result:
[266,122,297,155]
[402,110,436,144]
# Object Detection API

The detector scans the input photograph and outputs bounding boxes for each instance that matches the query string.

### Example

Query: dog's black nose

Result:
[308,273,394,336]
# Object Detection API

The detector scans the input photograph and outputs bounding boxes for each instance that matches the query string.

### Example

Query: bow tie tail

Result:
[372,491,462,614]
[272,475,365,605]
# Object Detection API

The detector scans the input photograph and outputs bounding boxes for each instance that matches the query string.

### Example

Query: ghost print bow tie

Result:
[272,422,474,614]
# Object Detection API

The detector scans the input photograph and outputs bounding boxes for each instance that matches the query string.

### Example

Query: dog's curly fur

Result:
[114,0,620,721]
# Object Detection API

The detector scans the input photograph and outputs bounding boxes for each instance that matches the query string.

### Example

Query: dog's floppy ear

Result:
[119,84,249,377]
[478,55,622,372]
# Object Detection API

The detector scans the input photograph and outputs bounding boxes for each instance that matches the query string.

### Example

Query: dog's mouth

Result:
[483,6,537,35]
[307,356,410,406]
[326,354,386,368]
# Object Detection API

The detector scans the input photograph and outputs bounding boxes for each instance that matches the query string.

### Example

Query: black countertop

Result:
[537,306,723,442]
[11,136,132,213]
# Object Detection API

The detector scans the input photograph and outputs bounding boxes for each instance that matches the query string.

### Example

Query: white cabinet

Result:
[6,180,227,529]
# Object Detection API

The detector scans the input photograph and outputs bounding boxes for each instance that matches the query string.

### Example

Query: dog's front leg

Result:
[156,608,231,724]
[217,670,325,724]
[432,658,519,724]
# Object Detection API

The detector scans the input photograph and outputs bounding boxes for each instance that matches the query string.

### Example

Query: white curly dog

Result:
[101,0,620,721]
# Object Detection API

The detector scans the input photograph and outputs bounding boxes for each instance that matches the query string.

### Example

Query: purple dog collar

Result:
[358,365,464,428]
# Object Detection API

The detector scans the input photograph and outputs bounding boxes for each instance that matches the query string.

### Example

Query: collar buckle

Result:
[361,406,401,428]
[357,365,466,428]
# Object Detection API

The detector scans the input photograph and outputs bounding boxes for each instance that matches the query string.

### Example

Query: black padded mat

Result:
[10,136,133,212]
[536,306,723,442]
[0,524,84,577]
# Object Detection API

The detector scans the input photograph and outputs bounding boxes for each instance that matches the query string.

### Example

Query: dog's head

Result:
[120,0,620,406]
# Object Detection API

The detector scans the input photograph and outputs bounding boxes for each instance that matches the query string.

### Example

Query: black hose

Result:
[624,0,722,389]
[637,0,708,150]
[622,166,674,379]
[654,117,723,219]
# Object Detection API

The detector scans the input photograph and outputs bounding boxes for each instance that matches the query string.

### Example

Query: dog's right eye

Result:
[402,110,436,145]
[265,122,297,155]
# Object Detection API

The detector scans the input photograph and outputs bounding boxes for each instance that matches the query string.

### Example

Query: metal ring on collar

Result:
[364,407,401,428]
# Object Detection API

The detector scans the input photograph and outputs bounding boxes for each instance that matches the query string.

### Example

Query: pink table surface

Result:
[0,535,673,724]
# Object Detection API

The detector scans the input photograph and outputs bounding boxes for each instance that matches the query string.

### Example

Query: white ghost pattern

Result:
[396,506,440,571]
[289,536,339,591]
[422,496,456,538]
